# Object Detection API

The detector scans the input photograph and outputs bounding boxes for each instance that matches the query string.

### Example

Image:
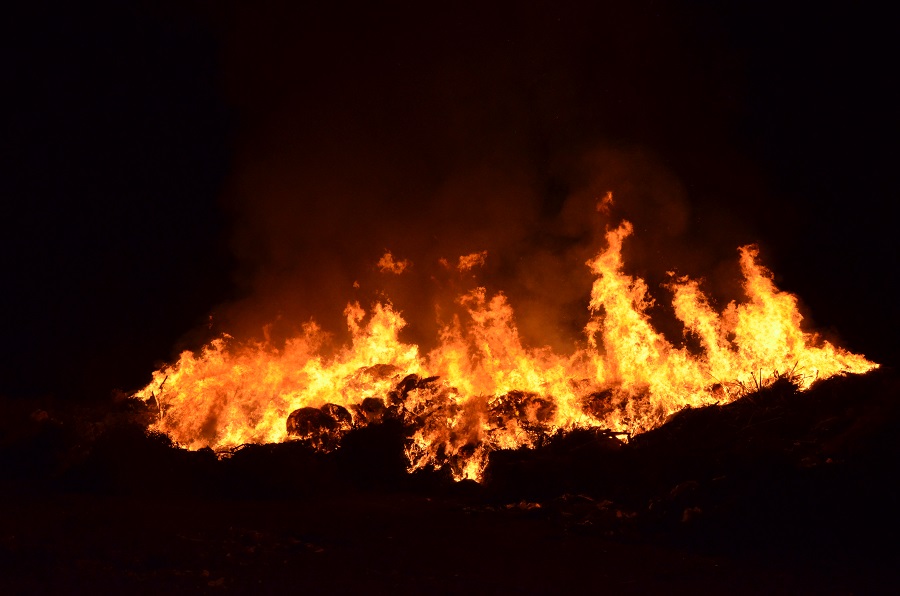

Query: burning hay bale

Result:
[352,396,386,426]
[321,403,353,430]
[384,374,444,428]
[286,407,335,447]
[386,374,441,409]
[286,404,353,451]
[487,391,556,443]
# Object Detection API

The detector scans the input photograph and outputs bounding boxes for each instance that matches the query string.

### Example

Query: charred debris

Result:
[3,368,899,557]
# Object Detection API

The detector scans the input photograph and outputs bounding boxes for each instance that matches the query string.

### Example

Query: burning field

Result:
[3,209,896,593]
[134,215,876,481]
[3,356,898,592]
[4,1,898,593]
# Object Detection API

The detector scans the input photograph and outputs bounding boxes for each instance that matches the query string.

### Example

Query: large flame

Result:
[135,220,877,480]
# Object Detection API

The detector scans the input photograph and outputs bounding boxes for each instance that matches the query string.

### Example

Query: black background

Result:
[2,1,896,400]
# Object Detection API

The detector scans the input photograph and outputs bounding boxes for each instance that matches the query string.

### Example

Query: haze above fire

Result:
[200,3,777,356]
[4,2,893,401]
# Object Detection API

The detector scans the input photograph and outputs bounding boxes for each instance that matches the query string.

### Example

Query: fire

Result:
[376,251,409,274]
[136,219,877,481]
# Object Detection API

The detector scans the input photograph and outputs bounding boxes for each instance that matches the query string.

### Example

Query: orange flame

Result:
[135,220,877,480]
[377,251,410,274]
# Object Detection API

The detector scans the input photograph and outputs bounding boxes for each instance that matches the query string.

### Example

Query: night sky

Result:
[3,1,896,401]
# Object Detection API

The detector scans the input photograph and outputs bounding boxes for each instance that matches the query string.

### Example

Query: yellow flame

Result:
[136,220,877,480]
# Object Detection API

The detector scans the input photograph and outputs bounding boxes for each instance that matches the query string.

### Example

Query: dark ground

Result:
[2,491,890,595]
[2,369,899,594]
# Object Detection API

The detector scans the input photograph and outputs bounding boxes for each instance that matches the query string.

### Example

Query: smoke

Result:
[203,1,767,355]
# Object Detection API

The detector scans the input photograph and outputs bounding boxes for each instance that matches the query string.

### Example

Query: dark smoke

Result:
[4,1,893,399]
[207,2,767,354]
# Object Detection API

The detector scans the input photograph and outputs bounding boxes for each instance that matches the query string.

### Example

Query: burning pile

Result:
[135,220,876,480]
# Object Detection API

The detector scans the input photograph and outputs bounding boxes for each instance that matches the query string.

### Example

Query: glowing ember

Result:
[135,219,877,481]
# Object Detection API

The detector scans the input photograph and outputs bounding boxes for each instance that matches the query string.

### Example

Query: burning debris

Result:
[3,365,899,596]
[285,405,349,450]
[133,219,877,480]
